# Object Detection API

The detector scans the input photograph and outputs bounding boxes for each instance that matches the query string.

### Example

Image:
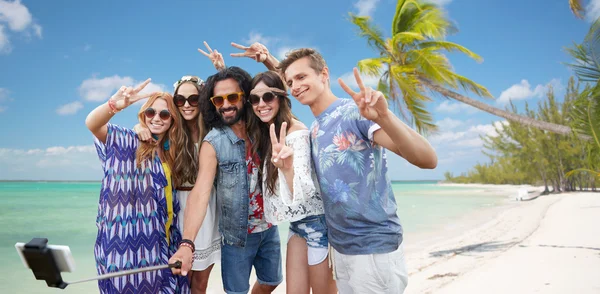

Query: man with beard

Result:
[170,67,282,294]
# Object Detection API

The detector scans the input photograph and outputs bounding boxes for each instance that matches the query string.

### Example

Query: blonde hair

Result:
[135,92,181,186]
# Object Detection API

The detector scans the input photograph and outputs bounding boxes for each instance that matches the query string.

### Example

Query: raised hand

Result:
[110,78,154,111]
[337,67,389,121]
[198,41,225,70]
[270,122,294,170]
[230,42,269,62]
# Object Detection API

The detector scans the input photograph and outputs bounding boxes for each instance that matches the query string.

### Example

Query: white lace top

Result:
[263,129,325,224]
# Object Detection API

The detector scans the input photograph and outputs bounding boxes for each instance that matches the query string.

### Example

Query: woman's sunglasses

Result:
[144,108,171,120]
[173,94,200,107]
[248,92,280,106]
[209,92,244,108]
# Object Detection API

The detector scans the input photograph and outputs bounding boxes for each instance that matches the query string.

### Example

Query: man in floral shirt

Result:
[278,49,438,294]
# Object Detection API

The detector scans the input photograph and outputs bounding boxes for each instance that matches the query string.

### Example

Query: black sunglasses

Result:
[144,108,171,120]
[173,94,200,107]
[248,92,279,106]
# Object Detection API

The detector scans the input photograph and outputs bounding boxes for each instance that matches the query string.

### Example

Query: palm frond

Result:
[357,57,387,77]
[410,4,455,39]
[569,0,585,19]
[443,71,494,98]
[571,88,600,147]
[567,18,600,81]
[349,13,388,54]
[391,32,426,48]
[392,0,421,36]
[407,48,455,86]
[418,40,483,63]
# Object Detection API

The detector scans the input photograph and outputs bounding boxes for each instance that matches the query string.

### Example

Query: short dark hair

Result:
[200,66,253,129]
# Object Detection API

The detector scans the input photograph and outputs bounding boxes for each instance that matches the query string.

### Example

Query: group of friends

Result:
[85,41,438,294]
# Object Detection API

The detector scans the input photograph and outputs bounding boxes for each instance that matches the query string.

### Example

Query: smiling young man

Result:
[277,48,438,294]
[169,67,282,294]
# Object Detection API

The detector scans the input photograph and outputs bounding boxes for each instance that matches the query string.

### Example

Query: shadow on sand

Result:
[429,240,518,257]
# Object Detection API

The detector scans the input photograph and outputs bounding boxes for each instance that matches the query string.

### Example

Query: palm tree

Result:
[570,0,585,19]
[349,0,582,138]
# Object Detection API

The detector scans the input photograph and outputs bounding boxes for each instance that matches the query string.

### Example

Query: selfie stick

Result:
[22,238,181,289]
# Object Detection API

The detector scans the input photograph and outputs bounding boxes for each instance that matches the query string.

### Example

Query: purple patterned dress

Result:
[93,124,189,294]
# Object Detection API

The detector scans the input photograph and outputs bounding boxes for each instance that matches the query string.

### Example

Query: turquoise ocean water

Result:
[0,181,507,293]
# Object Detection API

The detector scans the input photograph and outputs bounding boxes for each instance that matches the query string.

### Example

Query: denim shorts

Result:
[288,214,329,265]
[221,226,283,294]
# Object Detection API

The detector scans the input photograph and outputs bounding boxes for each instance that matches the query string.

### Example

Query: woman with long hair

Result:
[85,80,189,293]
[246,71,337,294]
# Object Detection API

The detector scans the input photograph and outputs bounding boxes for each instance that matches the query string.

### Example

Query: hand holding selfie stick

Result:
[19,238,181,289]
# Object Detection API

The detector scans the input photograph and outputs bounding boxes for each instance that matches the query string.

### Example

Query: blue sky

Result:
[0,0,593,181]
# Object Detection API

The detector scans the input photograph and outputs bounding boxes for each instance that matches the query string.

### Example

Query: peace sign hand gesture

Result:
[198,41,225,70]
[230,42,269,62]
[110,78,154,111]
[337,68,389,122]
[270,122,294,171]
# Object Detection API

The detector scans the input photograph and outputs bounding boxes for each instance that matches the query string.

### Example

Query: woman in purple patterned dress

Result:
[85,79,190,293]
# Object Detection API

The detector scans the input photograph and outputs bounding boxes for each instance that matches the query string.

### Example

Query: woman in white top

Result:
[246,71,337,294]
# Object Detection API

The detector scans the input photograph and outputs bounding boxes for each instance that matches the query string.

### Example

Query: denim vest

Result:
[204,126,249,247]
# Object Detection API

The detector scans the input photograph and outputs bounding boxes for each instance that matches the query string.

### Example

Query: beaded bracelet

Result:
[179,239,195,252]
[179,242,194,253]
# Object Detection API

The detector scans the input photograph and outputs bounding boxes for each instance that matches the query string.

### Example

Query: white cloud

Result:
[497,79,561,105]
[0,24,10,53]
[276,46,293,60]
[56,101,84,115]
[426,0,452,6]
[436,117,464,130]
[275,45,316,60]
[0,0,42,53]
[78,75,165,102]
[0,87,10,111]
[586,0,600,22]
[0,145,101,180]
[244,31,275,46]
[0,87,9,101]
[238,32,315,61]
[337,70,380,89]
[435,100,479,114]
[429,120,507,149]
[354,0,380,17]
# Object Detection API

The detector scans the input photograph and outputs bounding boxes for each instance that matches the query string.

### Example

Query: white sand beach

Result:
[203,185,599,293]
[405,186,600,294]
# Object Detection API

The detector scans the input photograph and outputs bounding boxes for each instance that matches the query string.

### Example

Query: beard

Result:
[218,106,244,126]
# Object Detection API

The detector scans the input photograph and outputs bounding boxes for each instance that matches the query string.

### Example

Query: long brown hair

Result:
[135,92,181,186]
[246,71,295,195]
[172,79,207,187]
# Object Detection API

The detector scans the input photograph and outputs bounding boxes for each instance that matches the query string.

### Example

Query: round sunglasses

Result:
[144,108,171,120]
[209,92,244,108]
[248,92,280,106]
[173,94,200,107]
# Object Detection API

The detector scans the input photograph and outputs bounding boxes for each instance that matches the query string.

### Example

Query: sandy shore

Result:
[204,185,599,293]
[405,190,600,294]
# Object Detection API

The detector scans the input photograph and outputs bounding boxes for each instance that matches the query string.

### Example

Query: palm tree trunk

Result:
[418,78,591,140]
